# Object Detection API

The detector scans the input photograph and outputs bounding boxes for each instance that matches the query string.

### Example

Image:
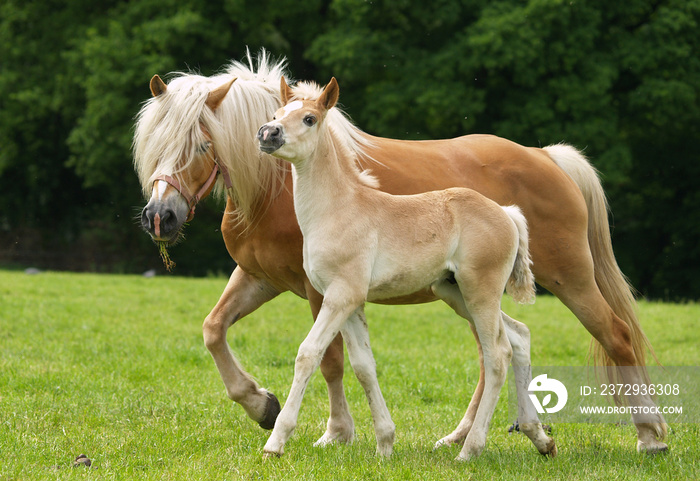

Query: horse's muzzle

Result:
[141,201,183,243]
[257,124,285,154]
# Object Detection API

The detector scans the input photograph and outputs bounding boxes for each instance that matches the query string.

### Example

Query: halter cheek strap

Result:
[154,160,232,222]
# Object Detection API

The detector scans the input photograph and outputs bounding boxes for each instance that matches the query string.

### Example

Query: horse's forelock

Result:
[133,74,213,195]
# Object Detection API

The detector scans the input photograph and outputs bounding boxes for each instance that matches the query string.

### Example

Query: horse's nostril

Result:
[160,209,178,233]
[141,206,152,231]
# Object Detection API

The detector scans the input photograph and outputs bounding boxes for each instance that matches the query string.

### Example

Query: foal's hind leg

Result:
[433,272,514,460]
[501,313,557,457]
[432,281,555,456]
[431,280,485,448]
[456,290,512,461]
[341,308,395,456]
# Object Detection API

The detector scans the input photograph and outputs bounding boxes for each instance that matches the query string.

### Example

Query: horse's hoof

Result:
[258,392,281,430]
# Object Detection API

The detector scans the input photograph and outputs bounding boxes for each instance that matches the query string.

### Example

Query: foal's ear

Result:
[280,76,294,105]
[206,77,237,111]
[318,77,339,111]
[150,75,167,97]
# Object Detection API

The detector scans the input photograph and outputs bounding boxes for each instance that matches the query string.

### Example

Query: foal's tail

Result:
[544,144,657,378]
[502,206,536,305]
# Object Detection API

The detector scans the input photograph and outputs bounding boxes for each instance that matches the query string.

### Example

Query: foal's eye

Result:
[303,115,317,127]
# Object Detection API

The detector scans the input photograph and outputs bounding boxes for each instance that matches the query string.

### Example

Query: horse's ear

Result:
[206,77,237,111]
[150,75,167,97]
[280,76,294,105]
[318,77,339,111]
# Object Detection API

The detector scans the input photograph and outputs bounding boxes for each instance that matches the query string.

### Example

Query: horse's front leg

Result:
[264,289,363,457]
[203,266,282,429]
[307,287,355,447]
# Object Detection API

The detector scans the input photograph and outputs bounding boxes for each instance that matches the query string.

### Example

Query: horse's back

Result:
[362,133,589,285]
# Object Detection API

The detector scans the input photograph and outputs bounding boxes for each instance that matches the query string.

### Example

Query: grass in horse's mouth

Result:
[157,241,176,272]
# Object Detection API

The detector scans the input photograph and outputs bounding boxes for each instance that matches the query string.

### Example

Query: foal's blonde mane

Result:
[290,81,375,161]
[133,49,376,225]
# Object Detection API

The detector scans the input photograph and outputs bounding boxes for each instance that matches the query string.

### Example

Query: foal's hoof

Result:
[637,439,669,455]
[540,439,558,458]
[258,392,281,430]
[262,450,282,460]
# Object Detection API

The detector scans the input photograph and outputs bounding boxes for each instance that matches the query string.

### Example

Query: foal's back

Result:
[345,185,520,303]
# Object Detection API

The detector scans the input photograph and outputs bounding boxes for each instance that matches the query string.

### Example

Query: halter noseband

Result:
[153,158,233,222]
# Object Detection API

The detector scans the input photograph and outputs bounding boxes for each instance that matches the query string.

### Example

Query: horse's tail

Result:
[502,205,536,305]
[543,144,657,379]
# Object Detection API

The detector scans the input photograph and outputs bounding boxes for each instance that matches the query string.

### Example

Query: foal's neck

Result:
[291,128,366,228]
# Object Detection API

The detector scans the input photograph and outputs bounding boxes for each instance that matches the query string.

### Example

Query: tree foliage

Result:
[0,0,698,298]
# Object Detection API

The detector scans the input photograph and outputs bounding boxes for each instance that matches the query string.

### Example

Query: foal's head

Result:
[134,74,236,244]
[257,77,339,164]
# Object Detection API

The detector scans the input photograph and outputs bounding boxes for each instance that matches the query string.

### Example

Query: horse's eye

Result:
[303,115,317,127]
[197,141,211,154]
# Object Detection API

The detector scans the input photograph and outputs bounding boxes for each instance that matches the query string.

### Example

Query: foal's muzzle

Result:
[257,124,284,153]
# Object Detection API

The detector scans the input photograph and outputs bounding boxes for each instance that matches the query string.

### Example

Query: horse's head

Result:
[257,77,339,164]
[135,74,236,244]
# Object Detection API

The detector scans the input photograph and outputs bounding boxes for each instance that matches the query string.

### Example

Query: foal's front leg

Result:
[341,307,395,456]
[264,290,364,457]
[307,287,356,447]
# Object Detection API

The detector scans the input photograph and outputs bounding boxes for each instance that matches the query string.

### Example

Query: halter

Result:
[153,158,233,222]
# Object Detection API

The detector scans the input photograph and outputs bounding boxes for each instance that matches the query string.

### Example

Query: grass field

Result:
[1,270,698,479]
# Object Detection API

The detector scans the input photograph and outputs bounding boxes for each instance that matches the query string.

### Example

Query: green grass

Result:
[0,270,698,480]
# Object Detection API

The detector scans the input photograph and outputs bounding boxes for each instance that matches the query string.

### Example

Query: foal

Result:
[257,77,554,460]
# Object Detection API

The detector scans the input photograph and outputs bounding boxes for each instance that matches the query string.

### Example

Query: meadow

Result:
[1,270,698,480]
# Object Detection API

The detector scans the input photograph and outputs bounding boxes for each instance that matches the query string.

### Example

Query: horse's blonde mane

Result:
[133,49,289,225]
[133,50,378,226]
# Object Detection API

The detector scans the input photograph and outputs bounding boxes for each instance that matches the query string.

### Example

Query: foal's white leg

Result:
[501,313,557,457]
[433,322,485,448]
[457,306,512,461]
[341,308,396,457]
[431,281,486,448]
[308,289,355,447]
[263,291,363,457]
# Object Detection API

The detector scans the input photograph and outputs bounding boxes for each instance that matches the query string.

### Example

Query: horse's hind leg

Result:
[501,313,557,457]
[341,308,395,457]
[545,274,668,453]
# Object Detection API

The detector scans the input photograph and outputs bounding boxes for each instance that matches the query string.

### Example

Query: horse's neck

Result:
[292,133,362,232]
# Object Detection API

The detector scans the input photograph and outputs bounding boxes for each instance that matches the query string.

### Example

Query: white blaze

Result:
[279,100,303,119]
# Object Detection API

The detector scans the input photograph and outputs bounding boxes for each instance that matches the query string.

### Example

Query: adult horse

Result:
[134,51,666,453]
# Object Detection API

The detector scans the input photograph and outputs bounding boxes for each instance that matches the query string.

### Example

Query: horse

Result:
[133,50,667,454]
[256,76,556,459]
